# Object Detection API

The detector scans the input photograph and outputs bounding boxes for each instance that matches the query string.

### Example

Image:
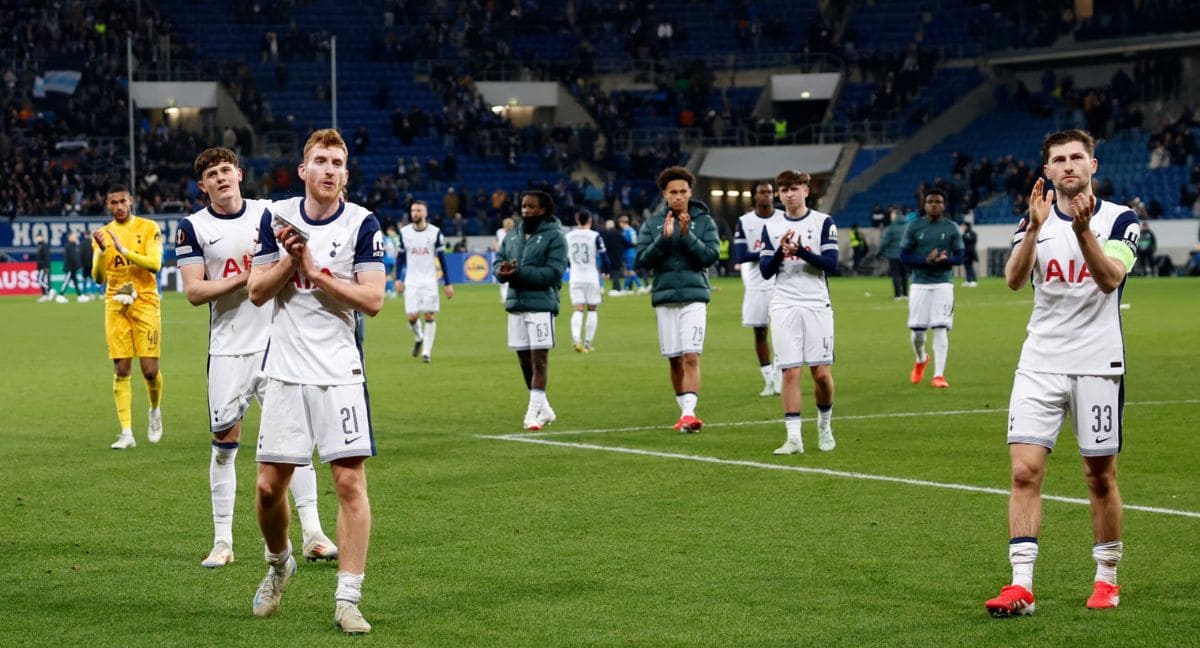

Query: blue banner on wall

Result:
[1,215,182,261]
[442,251,497,285]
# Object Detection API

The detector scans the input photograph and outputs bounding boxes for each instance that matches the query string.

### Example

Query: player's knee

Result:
[1010,460,1044,490]
[256,474,288,503]
[1083,460,1118,496]
[330,465,368,501]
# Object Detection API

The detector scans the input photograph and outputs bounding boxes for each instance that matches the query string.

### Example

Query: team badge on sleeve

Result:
[372,230,385,258]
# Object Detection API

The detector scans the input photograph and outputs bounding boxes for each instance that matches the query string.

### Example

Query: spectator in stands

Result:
[1147,137,1169,169]
[1136,221,1157,276]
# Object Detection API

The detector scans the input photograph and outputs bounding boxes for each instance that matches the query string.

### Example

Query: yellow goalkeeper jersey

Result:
[92,215,163,308]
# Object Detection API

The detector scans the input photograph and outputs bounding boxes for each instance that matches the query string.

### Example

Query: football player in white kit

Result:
[397,200,454,363]
[734,181,784,396]
[176,147,337,570]
[565,209,610,352]
[757,170,838,455]
[986,129,1139,618]
[248,129,385,634]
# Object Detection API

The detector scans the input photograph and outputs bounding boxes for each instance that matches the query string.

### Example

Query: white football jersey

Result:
[566,228,605,285]
[176,198,273,355]
[735,209,784,291]
[253,198,385,385]
[760,209,838,307]
[398,223,445,288]
[1013,199,1138,376]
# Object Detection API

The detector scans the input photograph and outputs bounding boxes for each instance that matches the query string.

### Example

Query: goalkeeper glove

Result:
[113,283,138,306]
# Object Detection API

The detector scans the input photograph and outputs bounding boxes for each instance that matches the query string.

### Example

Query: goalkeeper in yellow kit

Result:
[91,185,165,449]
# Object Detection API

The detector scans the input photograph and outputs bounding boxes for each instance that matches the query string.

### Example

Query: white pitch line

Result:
[511,399,1200,439]
[479,434,1200,520]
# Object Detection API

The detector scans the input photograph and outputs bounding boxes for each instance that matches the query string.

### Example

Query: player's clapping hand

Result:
[497,260,518,281]
[780,230,799,257]
[106,230,126,255]
[277,226,316,275]
[926,248,948,264]
[663,213,676,238]
[1028,178,1053,233]
[91,229,108,250]
[1069,192,1096,236]
[678,212,691,236]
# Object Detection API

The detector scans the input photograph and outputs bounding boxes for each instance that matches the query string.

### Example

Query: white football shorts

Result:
[403,282,440,315]
[742,287,772,328]
[1007,369,1123,457]
[256,378,375,464]
[207,351,266,433]
[569,280,602,307]
[655,302,707,357]
[769,303,834,369]
[908,283,955,330]
[507,311,556,350]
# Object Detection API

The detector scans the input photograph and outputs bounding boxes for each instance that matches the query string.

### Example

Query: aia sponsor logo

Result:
[1044,258,1091,283]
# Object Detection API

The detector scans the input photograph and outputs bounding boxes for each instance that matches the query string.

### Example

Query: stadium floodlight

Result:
[710,190,725,197]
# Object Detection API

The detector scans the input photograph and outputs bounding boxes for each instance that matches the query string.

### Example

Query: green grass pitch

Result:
[2,276,1197,646]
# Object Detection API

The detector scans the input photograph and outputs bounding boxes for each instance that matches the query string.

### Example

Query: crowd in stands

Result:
[7,0,1200,237]
[0,0,204,217]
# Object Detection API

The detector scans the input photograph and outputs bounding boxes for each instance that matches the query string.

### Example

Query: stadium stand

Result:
[4,0,1199,257]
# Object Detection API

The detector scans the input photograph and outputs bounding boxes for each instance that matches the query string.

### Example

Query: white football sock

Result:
[266,543,293,570]
[210,441,239,544]
[527,389,547,418]
[1009,539,1039,591]
[679,392,697,417]
[932,328,949,377]
[1093,540,1123,585]
[817,404,832,428]
[422,321,436,356]
[290,463,323,539]
[784,412,802,441]
[911,330,927,363]
[335,572,365,604]
[584,311,598,345]
[409,319,423,342]
[570,311,583,343]
[760,363,773,387]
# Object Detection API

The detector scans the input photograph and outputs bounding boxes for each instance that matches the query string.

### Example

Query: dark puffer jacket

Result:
[494,216,568,314]
[635,199,720,306]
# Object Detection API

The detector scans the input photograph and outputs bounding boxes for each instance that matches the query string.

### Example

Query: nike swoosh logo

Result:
[1035,237,1054,243]
[1095,436,1112,444]
[208,237,224,245]
[345,436,362,445]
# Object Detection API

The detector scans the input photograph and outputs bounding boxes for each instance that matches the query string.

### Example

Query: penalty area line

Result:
[478,434,1200,520]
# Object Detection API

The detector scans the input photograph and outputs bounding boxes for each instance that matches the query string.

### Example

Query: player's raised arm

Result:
[1005,178,1051,291]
